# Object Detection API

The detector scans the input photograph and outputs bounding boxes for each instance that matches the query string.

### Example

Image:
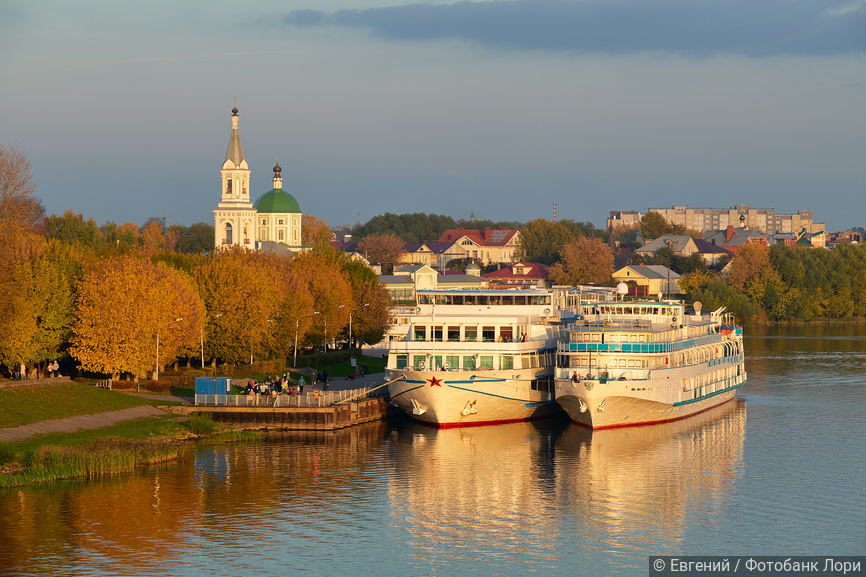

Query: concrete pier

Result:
[165,396,394,431]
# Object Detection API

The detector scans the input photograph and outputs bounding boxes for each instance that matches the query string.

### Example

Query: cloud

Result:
[283,0,866,57]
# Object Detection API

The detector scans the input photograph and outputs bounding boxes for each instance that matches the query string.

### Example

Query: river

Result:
[1,324,864,576]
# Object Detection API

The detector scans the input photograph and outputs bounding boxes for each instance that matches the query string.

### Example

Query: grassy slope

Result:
[0,383,157,429]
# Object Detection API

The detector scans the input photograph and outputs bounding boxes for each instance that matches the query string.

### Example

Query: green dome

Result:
[253,188,301,213]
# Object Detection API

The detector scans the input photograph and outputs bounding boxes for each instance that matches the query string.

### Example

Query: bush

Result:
[186,413,218,436]
[0,444,16,467]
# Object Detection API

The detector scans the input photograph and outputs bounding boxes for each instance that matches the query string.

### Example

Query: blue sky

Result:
[1,0,864,232]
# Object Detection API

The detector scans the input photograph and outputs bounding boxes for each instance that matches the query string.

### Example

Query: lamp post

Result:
[156,317,183,383]
[201,313,222,369]
[348,303,370,349]
[294,311,320,367]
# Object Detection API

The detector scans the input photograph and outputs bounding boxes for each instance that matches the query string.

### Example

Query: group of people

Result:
[10,360,60,380]
[244,374,311,396]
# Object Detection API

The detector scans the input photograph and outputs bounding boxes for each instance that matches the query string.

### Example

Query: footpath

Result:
[0,405,170,442]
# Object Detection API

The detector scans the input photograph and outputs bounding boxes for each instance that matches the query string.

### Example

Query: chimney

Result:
[726,226,734,241]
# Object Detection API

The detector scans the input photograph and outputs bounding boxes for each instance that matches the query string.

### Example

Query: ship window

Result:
[628,360,636,367]
[396,355,407,369]
[452,295,464,305]
[465,327,477,342]
[433,356,442,370]
[447,326,460,341]
[630,335,638,342]
[479,356,493,369]
[463,356,476,370]
[482,326,495,342]
[501,356,513,370]
[414,327,426,341]
[500,326,513,341]
[413,356,426,369]
[446,355,459,369]
[592,334,600,342]
[514,295,526,305]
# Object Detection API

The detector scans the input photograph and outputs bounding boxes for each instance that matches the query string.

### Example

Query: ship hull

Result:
[387,369,563,428]
[555,377,745,430]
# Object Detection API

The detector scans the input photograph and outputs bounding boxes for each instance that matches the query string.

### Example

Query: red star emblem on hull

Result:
[427,376,442,387]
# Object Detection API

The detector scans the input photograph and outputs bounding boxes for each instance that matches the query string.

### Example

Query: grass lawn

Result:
[309,355,387,378]
[0,383,155,429]
[1,413,188,457]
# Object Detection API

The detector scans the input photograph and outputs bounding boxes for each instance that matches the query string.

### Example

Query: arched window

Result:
[226,179,232,195]
[278,229,284,241]
[225,222,233,244]
[243,225,249,244]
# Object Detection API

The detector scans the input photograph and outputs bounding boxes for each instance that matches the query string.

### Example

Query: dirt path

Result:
[0,405,169,442]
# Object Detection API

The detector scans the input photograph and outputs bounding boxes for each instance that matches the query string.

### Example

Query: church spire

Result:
[224,104,245,168]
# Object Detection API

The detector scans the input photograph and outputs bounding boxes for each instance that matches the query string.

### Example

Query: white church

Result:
[213,106,304,252]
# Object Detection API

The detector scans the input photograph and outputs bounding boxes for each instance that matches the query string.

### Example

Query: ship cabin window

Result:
[414,327,425,341]
[447,326,460,341]
[500,326,513,341]
[501,355,514,370]
[465,328,477,342]
[446,355,459,369]
[628,359,636,367]
[413,355,426,369]
[592,334,600,342]
[465,295,477,305]
[463,356,476,370]
[433,356,442,370]
[452,295,464,305]
[482,326,495,342]
[514,295,527,305]
[480,356,493,369]
[432,326,443,341]
[501,295,514,305]
[488,295,501,305]
[630,335,638,342]
[396,355,408,369]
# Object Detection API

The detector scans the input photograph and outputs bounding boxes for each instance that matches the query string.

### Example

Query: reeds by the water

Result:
[0,437,179,488]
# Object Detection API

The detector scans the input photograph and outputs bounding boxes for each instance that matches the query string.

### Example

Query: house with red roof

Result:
[437,228,522,267]
[482,262,549,289]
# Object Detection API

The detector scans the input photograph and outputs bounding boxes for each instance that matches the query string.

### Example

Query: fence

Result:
[195,383,385,408]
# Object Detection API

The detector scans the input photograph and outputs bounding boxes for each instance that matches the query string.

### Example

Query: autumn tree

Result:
[193,248,288,366]
[359,234,406,273]
[43,211,104,249]
[0,241,81,375]
[547,237,614,286]
[288,249,352,352]
[341,259,392,347]
[139,220,166,253]
[0,144,41,244]
[302,215,334,249]
[71,257,203,379]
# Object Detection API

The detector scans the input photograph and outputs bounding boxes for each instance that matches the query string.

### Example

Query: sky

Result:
[1,0,864,232]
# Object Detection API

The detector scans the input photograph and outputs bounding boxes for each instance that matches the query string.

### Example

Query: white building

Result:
[213,107,303,252]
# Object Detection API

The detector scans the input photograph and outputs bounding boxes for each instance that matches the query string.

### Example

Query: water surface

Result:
[1,324,864,576]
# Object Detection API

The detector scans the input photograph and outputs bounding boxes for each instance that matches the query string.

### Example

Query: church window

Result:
[262,219,267,225]
[278,230,284,241]
[242,180,247,194]
[278,219,284,225]
[226,179,232,194]
[225,223,233,244]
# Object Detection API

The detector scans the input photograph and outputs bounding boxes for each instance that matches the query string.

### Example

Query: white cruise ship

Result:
[386,286,614,427]
[554,298,746,429]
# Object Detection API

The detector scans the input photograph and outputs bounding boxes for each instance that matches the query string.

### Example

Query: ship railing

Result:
[555,368,650,382]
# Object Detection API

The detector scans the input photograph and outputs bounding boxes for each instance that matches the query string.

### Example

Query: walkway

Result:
[0,405,168,442]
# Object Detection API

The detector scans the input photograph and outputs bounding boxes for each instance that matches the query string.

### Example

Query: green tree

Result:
[639,212,670,241]
[44,211,104,249]
[178,222,214,254]
[516,218,578,265]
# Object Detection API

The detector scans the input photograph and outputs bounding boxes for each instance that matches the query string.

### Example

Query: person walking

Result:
[51,360,60,378]
[19,362,26,381]
[298,375,306,394]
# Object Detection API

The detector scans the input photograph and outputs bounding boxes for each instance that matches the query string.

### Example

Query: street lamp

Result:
[294,311,320,367]
[201,313,223,369]
[348,303,370,349]
[156,317,183,383]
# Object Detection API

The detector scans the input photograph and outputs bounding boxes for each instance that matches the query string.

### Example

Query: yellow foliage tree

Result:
[302,215,334,249]
[71,257,202,379]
